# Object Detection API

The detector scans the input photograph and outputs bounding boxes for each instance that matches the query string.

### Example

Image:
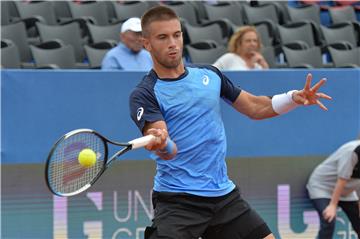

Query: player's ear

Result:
[142,37,151,51]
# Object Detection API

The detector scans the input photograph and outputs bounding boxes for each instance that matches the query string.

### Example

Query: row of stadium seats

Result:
[184,43,360,68]
[2,1,359,27]
[2,19,359,69]
[3,33,359,69]
[1,1,360,69]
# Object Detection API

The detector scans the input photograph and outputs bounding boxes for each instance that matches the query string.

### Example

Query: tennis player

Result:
[129,6,332,239]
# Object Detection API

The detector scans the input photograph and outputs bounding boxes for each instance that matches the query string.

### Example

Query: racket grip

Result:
[129,135,157,149]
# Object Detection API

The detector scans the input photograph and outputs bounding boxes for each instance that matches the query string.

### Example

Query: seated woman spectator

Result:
[213,26,269,70]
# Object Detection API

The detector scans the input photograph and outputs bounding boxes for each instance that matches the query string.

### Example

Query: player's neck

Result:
[153,61,185,79]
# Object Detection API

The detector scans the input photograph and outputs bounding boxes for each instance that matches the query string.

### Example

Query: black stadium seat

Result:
[68,1,111,26]
[86,22,121,45]
[30,44,77,69]
[14,1,58,25]
[112,1,150,22]
[1,21,33,63]
[286,4,321,26]
[320,24,358,50]
[328,47,360,67]
[36,22,86,63]
[203,3,245,29]
[1,39,21,69]
[84,44,112,69]
[282,46,324,68]
[329,5,358,24]
[183,22,227,46]
[277,23,318,49]
[243,4,280,41]
[185,44,227,64]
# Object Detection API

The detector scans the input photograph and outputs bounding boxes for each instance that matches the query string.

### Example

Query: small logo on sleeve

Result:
[202,75,209,85]
[136,107,144,121]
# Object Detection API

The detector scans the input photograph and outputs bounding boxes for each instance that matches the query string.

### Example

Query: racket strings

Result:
[48,132,106,195]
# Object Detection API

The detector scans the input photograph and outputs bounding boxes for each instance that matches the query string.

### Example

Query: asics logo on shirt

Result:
[137,107,144,121]
[202,75,209,85]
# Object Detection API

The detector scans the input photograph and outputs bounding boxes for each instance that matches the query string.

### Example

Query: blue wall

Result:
[1,69,359,164]
[1,69,360,239]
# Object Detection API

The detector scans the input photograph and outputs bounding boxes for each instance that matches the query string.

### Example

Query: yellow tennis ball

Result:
[78,148,97,167]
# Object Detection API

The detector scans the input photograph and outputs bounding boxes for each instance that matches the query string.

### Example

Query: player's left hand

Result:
[292,73,332,110]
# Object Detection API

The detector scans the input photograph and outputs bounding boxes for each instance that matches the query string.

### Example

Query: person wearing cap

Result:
[101,17,153,70]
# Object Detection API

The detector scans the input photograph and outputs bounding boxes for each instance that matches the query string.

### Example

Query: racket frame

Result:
[45,129,136,197]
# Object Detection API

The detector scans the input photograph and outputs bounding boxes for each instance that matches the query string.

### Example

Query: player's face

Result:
[238,31,260,55]
[143,19,183,69]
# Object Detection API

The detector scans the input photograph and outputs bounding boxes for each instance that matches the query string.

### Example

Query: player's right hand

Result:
[145,128,168,151]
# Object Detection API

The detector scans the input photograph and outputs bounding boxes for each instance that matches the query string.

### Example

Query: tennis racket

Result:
[45,128,157,197]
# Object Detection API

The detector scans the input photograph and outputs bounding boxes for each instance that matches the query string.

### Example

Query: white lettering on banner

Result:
[112,228,132,239]
[347,223,358,239]
[84,193,103,238]
[136,228,146,239]
[114,191,132,223]
[53,190,152,239]
[53,196,68,239]
[84,221,102,239]
[277,184,319,239]
[134,190,153,222]
[52,187,358,239]
[111,228,146,239]
[277,185,357,239]
[335,217,358,239]
[113,190,153,223]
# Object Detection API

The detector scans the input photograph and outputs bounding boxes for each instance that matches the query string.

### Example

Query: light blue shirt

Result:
[101,43,153,70]
[129,65,241,197]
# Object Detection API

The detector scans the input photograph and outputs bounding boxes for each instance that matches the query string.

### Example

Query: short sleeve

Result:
[338,147,358,179]
[129,87,164,133]
[220,73,241,103]
[351,145,360,178]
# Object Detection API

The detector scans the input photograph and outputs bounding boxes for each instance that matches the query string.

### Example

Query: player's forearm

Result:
[251,96,278,119]
[234,90,302,120]
[233,92,277,120]
[329,178,348,206]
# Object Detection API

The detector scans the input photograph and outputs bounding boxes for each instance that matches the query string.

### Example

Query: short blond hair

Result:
[228,26,262,53]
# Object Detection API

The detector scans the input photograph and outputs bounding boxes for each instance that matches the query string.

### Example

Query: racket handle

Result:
[129,135,157,149]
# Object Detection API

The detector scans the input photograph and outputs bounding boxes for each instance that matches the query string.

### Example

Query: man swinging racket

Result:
[129,6,332,239]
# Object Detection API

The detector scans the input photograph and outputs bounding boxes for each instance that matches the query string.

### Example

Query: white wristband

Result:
[271,90,299,115]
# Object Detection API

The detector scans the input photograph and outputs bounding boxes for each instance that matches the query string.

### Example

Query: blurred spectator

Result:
[101,17,153,70]
[306,136,360,239]
[213,26,269,70]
